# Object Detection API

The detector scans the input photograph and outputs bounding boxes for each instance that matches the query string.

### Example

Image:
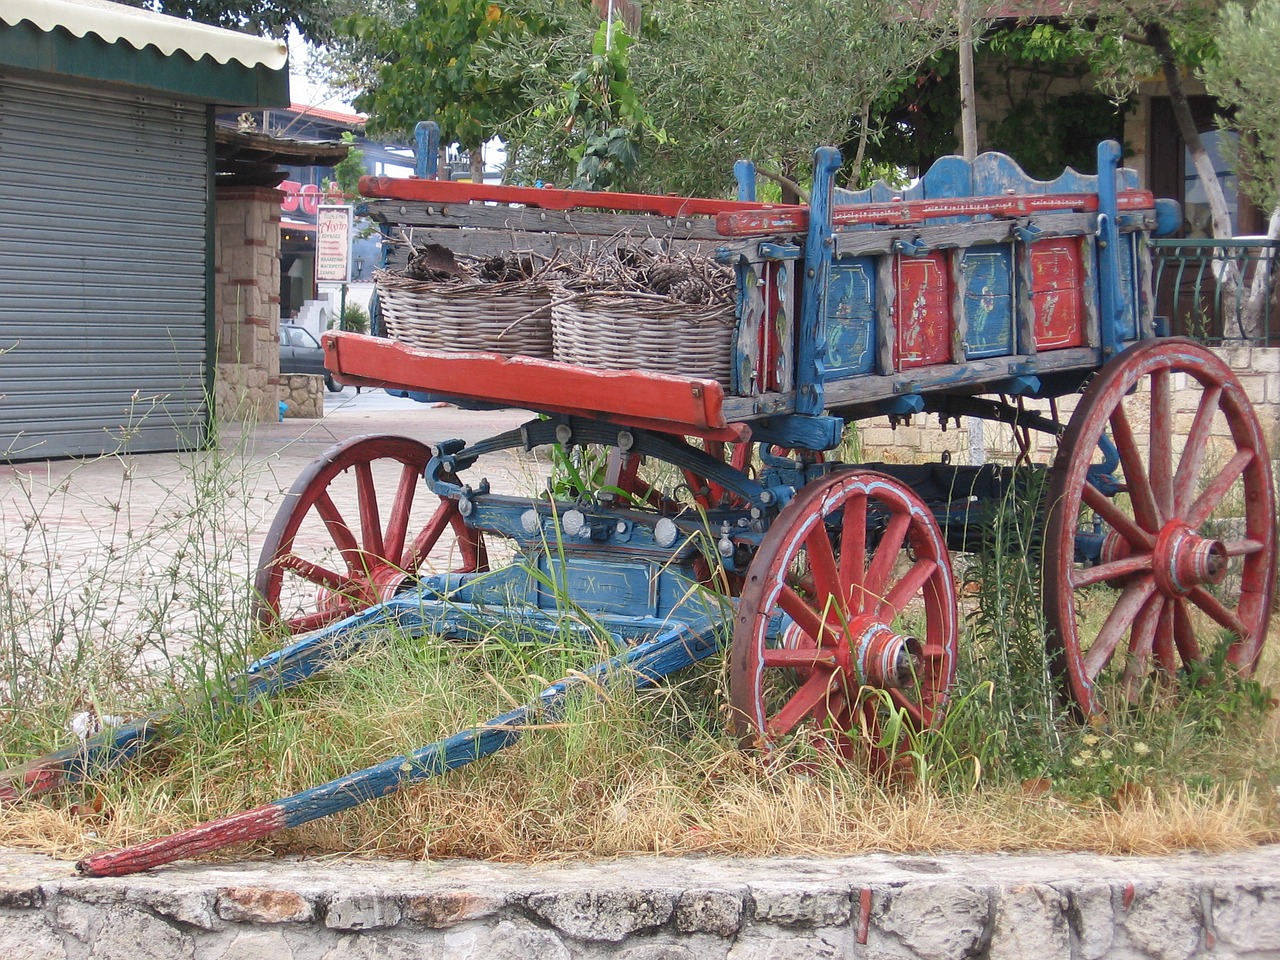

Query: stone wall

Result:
[855,346,1280,473]
[279,373,324,419]
[4,848,1280,959]
[213,186,283,424]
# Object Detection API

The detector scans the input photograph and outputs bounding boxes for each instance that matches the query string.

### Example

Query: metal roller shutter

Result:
[0,73,209,460]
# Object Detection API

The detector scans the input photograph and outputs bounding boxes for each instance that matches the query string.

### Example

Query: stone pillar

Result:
[214,185,283,423]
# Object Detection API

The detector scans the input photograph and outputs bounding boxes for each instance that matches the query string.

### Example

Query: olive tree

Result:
[1201,0,1280,337]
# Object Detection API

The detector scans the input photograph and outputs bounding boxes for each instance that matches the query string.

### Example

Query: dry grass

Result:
[3,613,1278,866]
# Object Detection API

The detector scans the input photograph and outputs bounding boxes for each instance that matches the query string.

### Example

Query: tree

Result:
[343,0,551,181]
[472,0,956,195]
[1061,0,1233,240]
[1201,0,1280,338]
[116,0,337,42]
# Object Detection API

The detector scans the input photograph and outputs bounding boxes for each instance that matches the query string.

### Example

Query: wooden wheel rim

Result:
[730,470,958,758]
[1044,338,1277,717]
[252,435,484,635]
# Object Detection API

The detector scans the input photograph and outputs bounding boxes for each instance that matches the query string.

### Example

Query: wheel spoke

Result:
[1223,538,1265,558]
[1149,368,1174,521]
[1186,449,1254,529]
[864,511,910,603]
[1080,483,1154,552]
[1082,577,1158,678]
[804,523,839,604]
[769,671,834,738]
[1072,553,1153,588]
[276,553,346,592]
[1152,598,1176,674]
[383,462,421,567]
[839,491,868,612]
[1121,593,1162,700]
[354,462,385,556]
[286,604,354,634]
[1109,404,1162,531]
[763,647,837,669]
[1186,586,1250,641]
[314,491,360,557]
[1172,598,1201,666]
[779,586,830,645]
[880,557,937,621]
[407,499,461,570]
[1173,384,1221,517]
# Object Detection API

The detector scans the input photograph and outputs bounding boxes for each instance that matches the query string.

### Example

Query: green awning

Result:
[0,0,288,107]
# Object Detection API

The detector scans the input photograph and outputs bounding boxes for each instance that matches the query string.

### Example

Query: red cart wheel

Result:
[730,471,958,765]
[1044,339,1277,717]
[253,435,486,635]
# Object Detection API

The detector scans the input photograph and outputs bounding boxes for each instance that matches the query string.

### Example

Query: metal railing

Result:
[1151,238,1279,345]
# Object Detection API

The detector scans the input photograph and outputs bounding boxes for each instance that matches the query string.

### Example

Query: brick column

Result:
[214,185,283,422]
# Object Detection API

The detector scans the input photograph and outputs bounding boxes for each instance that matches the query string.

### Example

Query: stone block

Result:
[210,928,296,960]
[675,888,743,936]
[0,882,44,910]
[0,911,64,960]
[216,887,316,924]
[522,889,673,942]
[1212,884,1280,953]
[403,890,505,928]
[1119,883,1202,960]
[325,892,402,930]
[874,883,992,960]
[124,887,218,931]
[987,883,1069,960]
[750,885,851,926]
[1060,880,1115,960]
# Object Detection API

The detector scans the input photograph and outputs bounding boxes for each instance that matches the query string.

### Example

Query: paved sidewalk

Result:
[0,388,533,656]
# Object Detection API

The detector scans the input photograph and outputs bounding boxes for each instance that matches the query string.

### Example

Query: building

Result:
[0,0,288,460]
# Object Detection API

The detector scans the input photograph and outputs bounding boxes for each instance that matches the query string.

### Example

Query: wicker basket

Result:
[551,291,736,383]
[375,269,554,358]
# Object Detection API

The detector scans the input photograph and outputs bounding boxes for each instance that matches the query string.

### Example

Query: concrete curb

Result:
[3,846,1280,958]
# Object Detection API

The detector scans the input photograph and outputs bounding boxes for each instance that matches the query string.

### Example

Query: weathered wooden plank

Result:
[876,255,897,375]
[950,249,967,364]
[820,345,1102,411]
[324,332,746,442]
[359,174,774,218]
[364,199,727,241]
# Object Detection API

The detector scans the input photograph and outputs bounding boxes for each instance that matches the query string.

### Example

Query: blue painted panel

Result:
[960,247,1015,358]
[824,257,877,377]
[836,142,1143,211]
[539,556,656,616]
[1118,232,1140,342]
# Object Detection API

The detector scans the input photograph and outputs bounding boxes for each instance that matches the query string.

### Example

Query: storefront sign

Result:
[316,204,353,282]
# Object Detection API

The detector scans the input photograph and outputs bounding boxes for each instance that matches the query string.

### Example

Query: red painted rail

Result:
[716,190,1158,236]
[324,333,747,443]
[357,175,779,219]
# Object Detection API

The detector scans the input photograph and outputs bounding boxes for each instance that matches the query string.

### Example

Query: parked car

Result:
[280,323,341,392]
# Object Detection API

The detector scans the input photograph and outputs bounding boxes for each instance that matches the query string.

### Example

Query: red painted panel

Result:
[895,252,952,370]
[1031,238,1086,350]
[757,261,785,392]
[324,333,746,442]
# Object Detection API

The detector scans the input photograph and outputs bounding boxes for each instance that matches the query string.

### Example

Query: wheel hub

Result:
[779,615,916,690]
[316,554,410,612]
[1152,521,1227,597]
